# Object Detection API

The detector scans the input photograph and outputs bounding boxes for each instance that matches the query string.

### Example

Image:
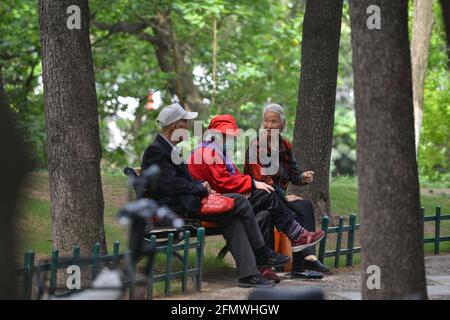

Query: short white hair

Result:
[262,103,286,131]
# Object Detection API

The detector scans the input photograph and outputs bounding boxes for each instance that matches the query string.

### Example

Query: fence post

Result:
[113,241,120,269]
[72,245,80,264]
[165,233,174,296]
[147,235,157,300]
[181,230,191,293]
[125,251,135,300]
[49,249,59,295]
[346,214,356,267]
[435,206,441,254]
[92,242,100,281]
[335,217,344,268]
[22,251,34,300]
[318,216,329,263]
[195,227,205,292]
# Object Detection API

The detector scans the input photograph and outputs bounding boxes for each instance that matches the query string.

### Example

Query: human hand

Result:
[254,180,275,193]
[285,194,303,202]
[302,171,314,184]
[202,181,212,193]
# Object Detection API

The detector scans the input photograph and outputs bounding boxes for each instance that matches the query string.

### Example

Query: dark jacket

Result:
[141,134,208,215]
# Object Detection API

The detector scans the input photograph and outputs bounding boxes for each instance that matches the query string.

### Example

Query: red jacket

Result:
[188,142,253,194]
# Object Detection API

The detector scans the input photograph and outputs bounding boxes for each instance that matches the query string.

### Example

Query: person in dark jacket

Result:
[244,103,330,276]
[141,103,289,288]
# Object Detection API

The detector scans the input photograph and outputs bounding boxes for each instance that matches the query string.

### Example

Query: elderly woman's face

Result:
[263,111,283,135]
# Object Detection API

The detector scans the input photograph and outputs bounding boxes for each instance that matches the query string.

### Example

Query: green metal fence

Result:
[318,206,449,268]
[422,206,450,254]
[17,228,205,300]
[318,214,361,268]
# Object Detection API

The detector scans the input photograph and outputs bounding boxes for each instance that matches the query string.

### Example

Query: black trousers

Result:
[248,189,299,237]
[212,193,267,279]
[165,193,266,279]
[255,198,316,271]
[288,199,316,270]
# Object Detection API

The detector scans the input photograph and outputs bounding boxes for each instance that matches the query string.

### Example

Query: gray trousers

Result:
[216,193,267,279]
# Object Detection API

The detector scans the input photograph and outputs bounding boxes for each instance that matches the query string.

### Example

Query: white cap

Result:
[156,103,198,127]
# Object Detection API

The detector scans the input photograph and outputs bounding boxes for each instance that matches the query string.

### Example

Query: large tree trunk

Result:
[412,0,434,154]
[39,0,106,256]
[290,0,344,223]
[0,77,27,299]
[349,0,427,299]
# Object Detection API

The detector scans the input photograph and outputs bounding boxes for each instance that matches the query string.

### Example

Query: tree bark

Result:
[38,0,106,256]
[0,77,27,300]
[290,0,344,224]
[92,11,209,117]
[412,0,434,154]
[349,0,427,299]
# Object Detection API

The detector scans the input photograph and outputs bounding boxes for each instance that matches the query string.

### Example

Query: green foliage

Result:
[0,0,45,168]
[418,3,450,182]
[0,0,448,181]
[88,0,305,165]
[331,107,356,176]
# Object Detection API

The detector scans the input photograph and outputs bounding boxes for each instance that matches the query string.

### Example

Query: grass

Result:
[330,176,450,217]
[320,176,450,269]
[16,172,450,295]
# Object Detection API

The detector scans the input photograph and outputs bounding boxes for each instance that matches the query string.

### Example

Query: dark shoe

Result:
[238,274,276,288]
[291,230,325,253]
[290,270,324,280]
[259,268,281,284]
[298,259,330,273]
[256,249,290,268]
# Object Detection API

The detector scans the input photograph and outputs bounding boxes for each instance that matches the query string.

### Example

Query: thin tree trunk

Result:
[0,77,27,299]
[412,0,434,155]
[211,16,218,107]
[93,11,208,117]
[349,0,427,299]
[290,0,344,224]
[38,0,106,256]
[150,11,208,116]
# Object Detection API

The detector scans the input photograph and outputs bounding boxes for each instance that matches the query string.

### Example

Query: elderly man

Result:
[141,103,289,288]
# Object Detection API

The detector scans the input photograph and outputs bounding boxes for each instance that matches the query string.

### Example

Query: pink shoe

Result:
[291,230,325,253]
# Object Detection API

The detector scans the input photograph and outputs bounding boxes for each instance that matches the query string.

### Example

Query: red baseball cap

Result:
[208,114,240,136]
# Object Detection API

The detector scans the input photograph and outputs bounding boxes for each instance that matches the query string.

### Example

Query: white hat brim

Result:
[182,111,198,120]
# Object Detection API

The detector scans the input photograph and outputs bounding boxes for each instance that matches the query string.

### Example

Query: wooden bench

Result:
[123,167,229,260]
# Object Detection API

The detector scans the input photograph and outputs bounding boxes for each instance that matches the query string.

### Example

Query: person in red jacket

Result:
[188,114,325,260]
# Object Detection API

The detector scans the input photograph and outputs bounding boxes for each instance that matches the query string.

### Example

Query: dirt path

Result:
[420,188,450,197]
[163,254,450,300]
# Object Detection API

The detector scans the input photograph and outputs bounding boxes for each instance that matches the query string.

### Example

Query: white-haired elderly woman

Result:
[244,103,330,276]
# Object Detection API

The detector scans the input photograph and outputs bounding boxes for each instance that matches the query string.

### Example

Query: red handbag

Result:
[199,193,235,216]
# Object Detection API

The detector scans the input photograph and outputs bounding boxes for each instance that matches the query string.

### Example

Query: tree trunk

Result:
[349,0,427,299]
[150,11,208,117]
[38,0,106,256]
[92,10,209,117]
[412,0,434,155]
[0,77,27,299]
[290,0,344,224]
